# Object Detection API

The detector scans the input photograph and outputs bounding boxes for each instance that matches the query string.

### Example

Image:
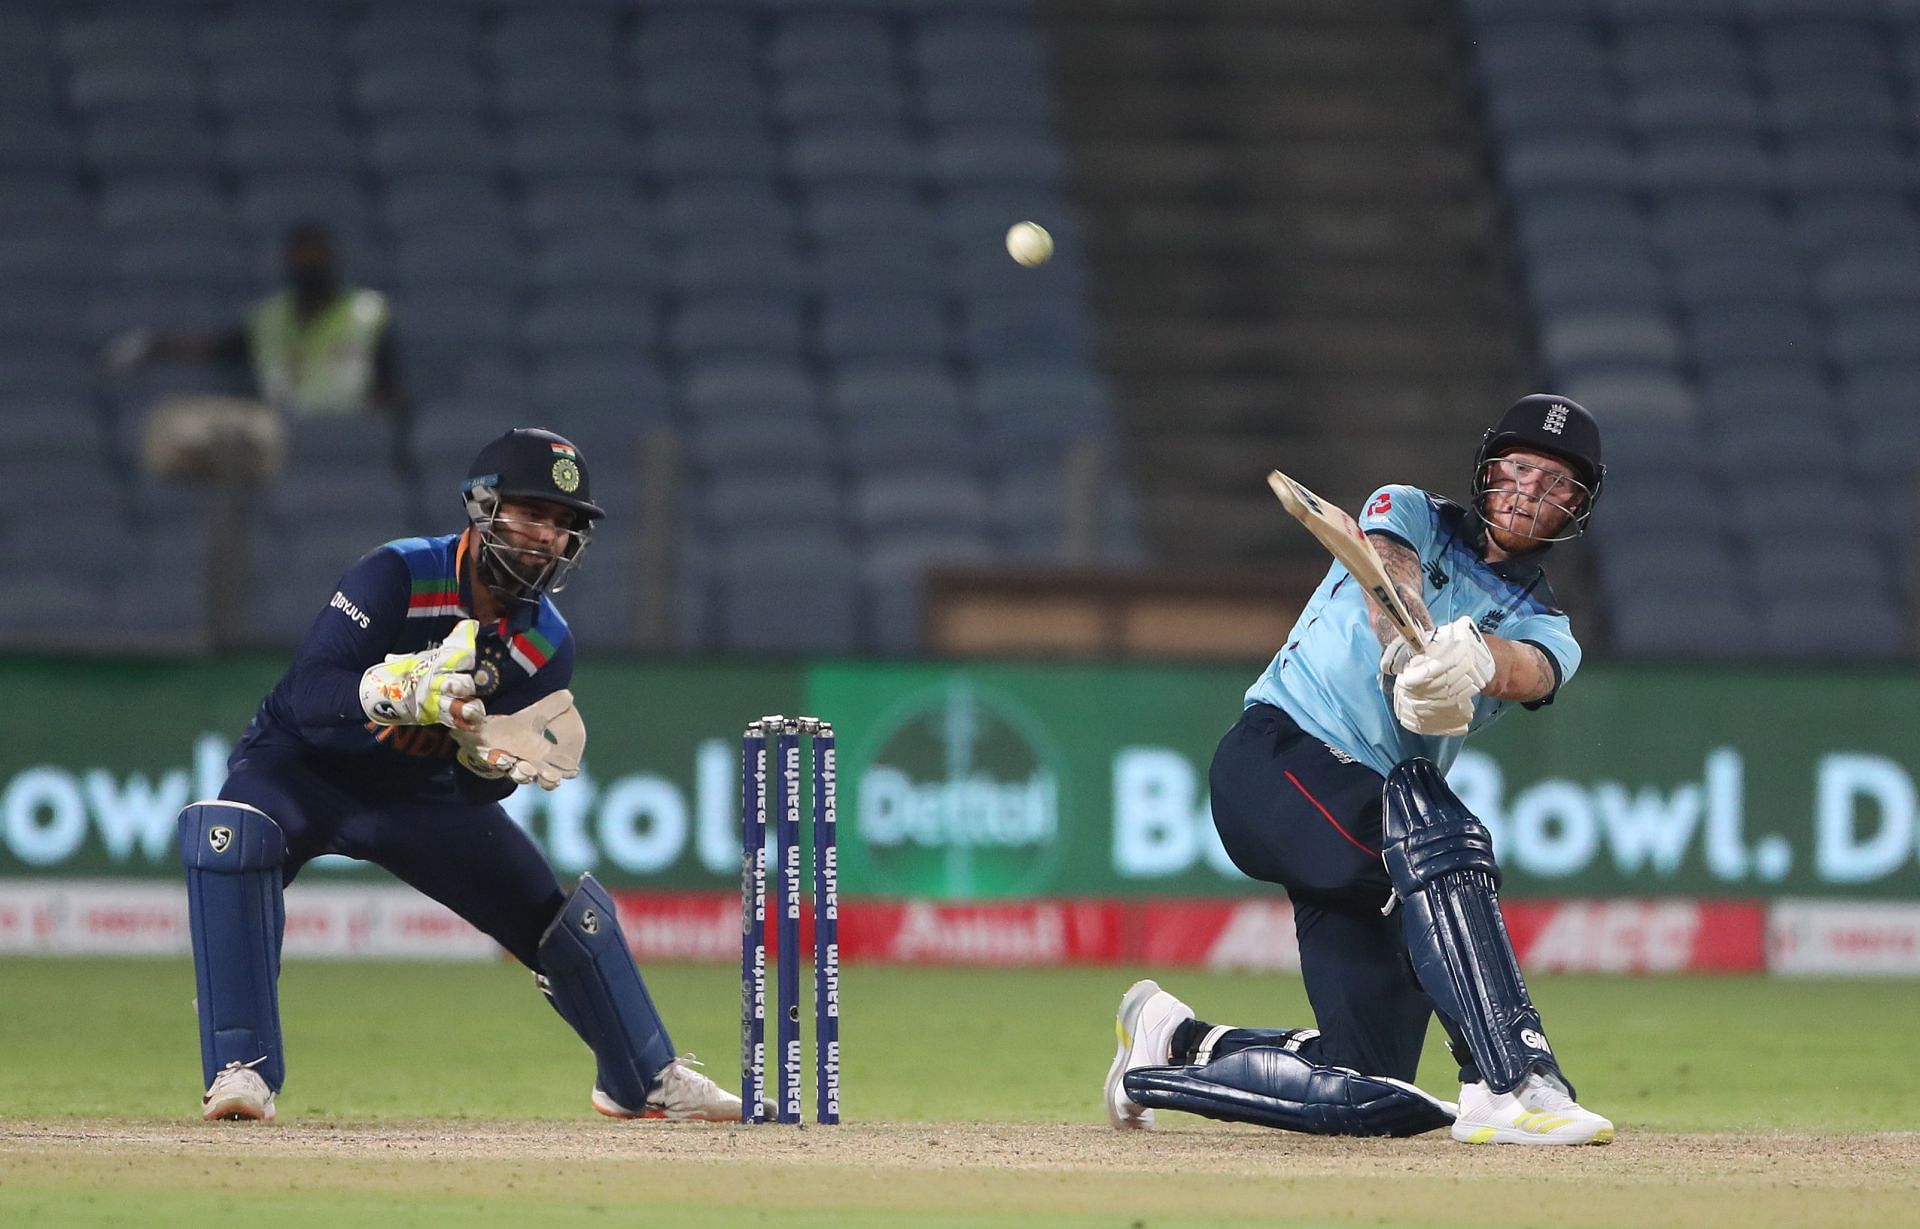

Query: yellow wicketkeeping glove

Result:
[359,619,484,729]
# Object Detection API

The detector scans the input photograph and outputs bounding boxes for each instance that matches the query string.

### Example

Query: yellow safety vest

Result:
[247,288,389,418]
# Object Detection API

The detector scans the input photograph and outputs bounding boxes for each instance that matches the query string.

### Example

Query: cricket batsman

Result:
[180,427,738,1124]
[1105,395,1615,1145]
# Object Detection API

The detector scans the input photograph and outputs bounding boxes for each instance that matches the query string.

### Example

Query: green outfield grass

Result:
[2,959,1916,1228]
[0,958,1913,1129]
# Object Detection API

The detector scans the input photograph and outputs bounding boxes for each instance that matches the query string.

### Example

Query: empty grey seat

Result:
[829,362,966,421]
[861,527,997,653]
[1625,86,1763,135]
[493,11,621,67]
[787,126,920,183]
[85,118,222,175]
[1643,137,1776,192]
[1614,23,1747,87]
[820,296,949,361]
[649,126,778,179]
[0,117,79,173]
[843,416,979,473]
[1688,304,1822,367]
[239,172,373,237]
[353,59,486,116]
[1502,136,1638,193]
[814,234,947,294]
[1771,85,1900,135]
[349,12,482,66]
[522,181,652,239]
[1562,370,1697,420]
[1669,252,1806,306]
[1814,253,1920,308]
[853,474,990,532]
[669,295,807,360]
[682,361,818,415]
[524,292,658,355]
[776,78,908,125]
[699,470,844,536]
[211,64,342,115]
[1540,312,1681,371]
[225,114,360,175]
[531,357,671,420]
[658,182,792,237]
[200,14,339,65]
[68,64,199,114]
[530,237,664,293]
[1780,135,1913,194]
[506,121,645,178]
[1526,249,1665,311]
[688,415,836,472]
[367,118,499,176]
[1791,193,1919,260]
[497,71,624,119]
[717,553,861,654]
[670,239,807,295]
[928,129,1067,187]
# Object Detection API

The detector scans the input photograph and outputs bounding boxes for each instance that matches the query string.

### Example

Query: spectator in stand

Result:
[109,222,408,421]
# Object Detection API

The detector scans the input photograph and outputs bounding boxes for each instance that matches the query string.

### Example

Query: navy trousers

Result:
[220,749,564,970]
[1209,703,1449,1084]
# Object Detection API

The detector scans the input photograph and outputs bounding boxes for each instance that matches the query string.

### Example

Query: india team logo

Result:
[551,458,581,493]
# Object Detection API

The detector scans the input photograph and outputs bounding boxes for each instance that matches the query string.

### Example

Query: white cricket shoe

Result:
[1104,978,1195,1131]
[1451,1072,1614,1145]
[593,1055,742,1122]
[202,1059,276,1123]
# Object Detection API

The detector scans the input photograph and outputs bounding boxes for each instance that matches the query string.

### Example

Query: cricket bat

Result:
[1266,470,1428,653]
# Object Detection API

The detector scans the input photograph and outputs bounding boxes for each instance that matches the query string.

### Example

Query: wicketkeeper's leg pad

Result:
[537,873,676,1112]
[179,800,286,1091]
[1123,1047,1455,1137]
[1382,757,1568,1096]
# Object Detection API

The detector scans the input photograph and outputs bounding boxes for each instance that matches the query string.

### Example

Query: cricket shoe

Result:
[1451,1072,1614,1145]
[593,1056,742,1122]
[1104,979,1195,1131]
[202,1058,276,1123]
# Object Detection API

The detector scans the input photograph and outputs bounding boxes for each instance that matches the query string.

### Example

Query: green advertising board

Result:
[2,656,1917,899]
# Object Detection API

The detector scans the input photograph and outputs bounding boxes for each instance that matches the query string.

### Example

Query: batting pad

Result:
[178,800,286,1091]
[1125,1047,1455,1137]
[538,873,676,1112]
[1382,758,1569,1097]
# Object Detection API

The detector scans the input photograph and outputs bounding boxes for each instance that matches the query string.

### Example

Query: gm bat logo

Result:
[208,826,232,854]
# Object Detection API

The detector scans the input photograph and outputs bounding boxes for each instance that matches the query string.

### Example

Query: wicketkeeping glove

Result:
[359,619,484,729]
[453,689,586,792]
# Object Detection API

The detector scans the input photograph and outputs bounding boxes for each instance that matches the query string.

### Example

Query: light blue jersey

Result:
[1245,484,1582,777]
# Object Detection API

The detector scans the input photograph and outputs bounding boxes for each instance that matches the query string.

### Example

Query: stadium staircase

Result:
[1045,0,1528,565]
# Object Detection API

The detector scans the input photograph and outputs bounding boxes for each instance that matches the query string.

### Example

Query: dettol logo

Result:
[855,680,1062,897]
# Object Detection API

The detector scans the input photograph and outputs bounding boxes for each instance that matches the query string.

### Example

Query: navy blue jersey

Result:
[232,530,574,799]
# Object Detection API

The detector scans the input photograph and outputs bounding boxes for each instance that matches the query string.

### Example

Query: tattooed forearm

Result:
[1367,536,1437,648]
[1484,638,1557,702]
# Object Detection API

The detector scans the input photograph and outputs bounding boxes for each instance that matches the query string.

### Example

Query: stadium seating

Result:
[0,0,1132,655]
[1462,0,1920,659]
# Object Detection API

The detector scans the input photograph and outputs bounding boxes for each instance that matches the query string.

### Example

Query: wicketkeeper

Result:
[1106,395,1615,1145]
[180,427,737,1124]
